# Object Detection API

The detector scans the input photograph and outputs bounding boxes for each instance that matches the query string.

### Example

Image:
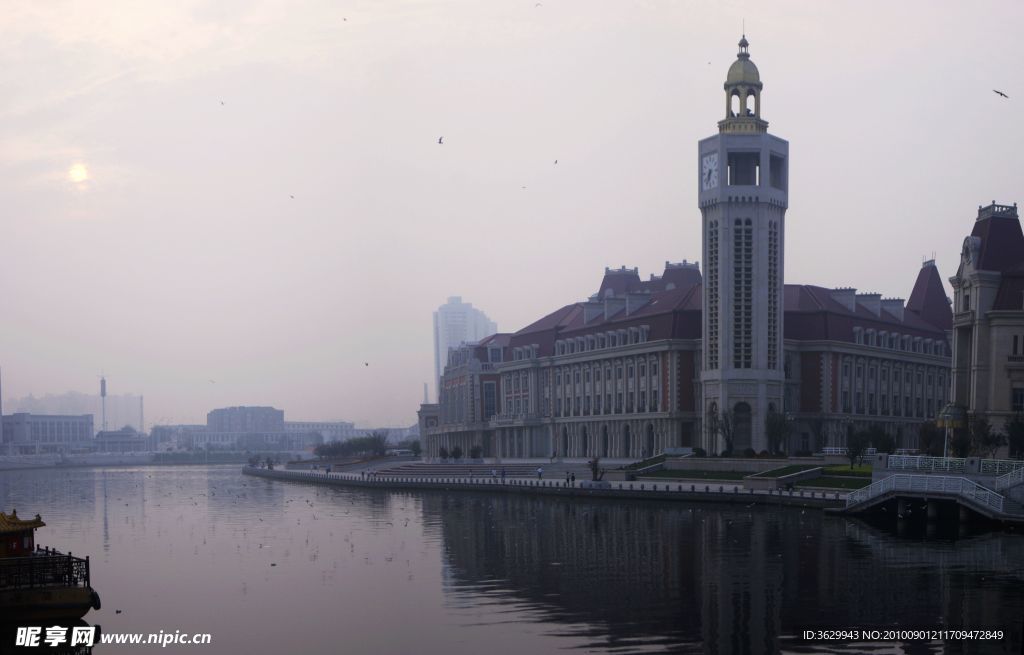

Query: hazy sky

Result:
[2,1,1022,427]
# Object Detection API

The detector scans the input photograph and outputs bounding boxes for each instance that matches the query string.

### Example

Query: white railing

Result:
[994,466,1024,491]
[820,447,876,456]
[980,459,1024,476]
[886,455,966,473]
[845,474,1005,513]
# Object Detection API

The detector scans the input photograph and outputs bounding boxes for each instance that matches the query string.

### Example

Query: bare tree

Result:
[709,408,736,456]
[764,411,790,455]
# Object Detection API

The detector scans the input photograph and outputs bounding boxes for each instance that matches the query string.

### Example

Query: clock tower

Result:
[699,36,789,454]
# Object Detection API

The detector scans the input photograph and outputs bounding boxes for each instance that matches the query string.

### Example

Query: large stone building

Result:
[421,37,952,459]
[950,202,1024,431]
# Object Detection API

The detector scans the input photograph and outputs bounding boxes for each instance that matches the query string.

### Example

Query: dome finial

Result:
[738,33,750,59]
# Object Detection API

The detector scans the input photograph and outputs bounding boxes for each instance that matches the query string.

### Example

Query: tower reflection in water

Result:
[426,493,1023,654]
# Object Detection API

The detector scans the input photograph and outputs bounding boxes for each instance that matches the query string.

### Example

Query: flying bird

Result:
[438,136,444,144]
[208,379,216,384]
[290,195,295,199]
[994,89,1009,98]
[553,159,558,165]
[220,100,225,105]
[364,362,369,367]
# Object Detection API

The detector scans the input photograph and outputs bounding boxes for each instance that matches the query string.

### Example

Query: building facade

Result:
[433,296,497,401]
[1,413,94,455]
[284,421,358,442]
[207,406,285,433]
[950,202,1024,431]
[422,37,952,460]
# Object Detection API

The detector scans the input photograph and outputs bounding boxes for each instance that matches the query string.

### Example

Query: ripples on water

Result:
[1,465,1021,654]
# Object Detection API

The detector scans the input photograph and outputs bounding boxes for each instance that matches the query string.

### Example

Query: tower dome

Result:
[726,36,761,86]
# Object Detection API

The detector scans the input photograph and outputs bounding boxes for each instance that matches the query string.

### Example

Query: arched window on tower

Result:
[745,91,756,116]
[731,90,741,117]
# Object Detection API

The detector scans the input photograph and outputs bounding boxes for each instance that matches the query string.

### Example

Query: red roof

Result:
[971,212,1024,273]
[906,263,952,330]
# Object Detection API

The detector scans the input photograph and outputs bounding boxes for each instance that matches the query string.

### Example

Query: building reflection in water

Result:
[426,493,1024,654]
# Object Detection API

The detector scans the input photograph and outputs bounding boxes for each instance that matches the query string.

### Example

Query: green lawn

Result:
[796,476,871,490]
[750,464,818,478]
[822,464,873,477]
[639,469,750,480]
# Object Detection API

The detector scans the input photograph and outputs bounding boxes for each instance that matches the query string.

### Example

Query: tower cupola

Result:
[720,35,767,134]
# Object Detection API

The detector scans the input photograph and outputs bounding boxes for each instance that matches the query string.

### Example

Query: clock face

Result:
[701,153,719,191]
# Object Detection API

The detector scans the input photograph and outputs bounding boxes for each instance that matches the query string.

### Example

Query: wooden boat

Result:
[0,510,101,622]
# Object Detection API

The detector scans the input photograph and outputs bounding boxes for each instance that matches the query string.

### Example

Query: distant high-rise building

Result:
[433,297,497,400]
[207,406,285,433]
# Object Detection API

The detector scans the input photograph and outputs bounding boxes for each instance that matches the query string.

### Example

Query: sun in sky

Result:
[68,162,89,184]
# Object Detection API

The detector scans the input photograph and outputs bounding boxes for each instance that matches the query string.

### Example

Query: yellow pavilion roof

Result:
[0,509,45,535]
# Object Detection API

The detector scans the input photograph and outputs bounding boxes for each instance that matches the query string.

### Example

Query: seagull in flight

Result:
[438,136,444,144]
[994,89,1009,98]
[553,159,558,165]
[364,362,369,367]
[208,379,216,384]
[290,195,295,199]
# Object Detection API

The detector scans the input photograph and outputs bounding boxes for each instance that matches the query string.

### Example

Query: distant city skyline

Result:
[1,2,1021,426]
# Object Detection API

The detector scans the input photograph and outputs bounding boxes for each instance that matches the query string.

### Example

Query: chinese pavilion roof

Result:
[0,510,45,535]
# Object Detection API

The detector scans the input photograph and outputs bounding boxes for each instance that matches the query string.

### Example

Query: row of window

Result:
[554,390,661,417]
[733,219,754,368]
[853,327,946,356]
[839,392,944,419]
[554,326,650,356]
[767,221,780,370]
[706,219,720,370]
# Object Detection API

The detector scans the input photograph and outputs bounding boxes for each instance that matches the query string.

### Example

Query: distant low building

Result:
[94,426,152,453]
[284,421,358,442]
[1,413,94,455]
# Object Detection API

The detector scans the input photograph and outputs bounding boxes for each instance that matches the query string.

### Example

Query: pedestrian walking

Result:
[570,472,576,484]
[501,467,506,481]
[536,467,543,479]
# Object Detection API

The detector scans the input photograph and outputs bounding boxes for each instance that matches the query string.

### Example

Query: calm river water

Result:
[1,465,1022,654]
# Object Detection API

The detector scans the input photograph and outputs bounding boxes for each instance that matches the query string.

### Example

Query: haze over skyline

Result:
[2,1,1022,426]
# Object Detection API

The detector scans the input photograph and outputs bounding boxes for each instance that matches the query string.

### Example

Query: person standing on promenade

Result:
[570,472,576,485]
[537,467,543,479]
[501,467,506,482]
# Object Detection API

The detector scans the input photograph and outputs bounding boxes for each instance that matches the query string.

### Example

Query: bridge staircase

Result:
[842,473,1024,524]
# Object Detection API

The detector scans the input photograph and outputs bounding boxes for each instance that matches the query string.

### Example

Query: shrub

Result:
[742,448,757,458]
[693,448,707,458]
[758,449,771,457]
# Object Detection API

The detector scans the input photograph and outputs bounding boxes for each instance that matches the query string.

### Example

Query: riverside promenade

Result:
[241,466,847,510]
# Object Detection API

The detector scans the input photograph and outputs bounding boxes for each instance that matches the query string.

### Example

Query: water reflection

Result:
[429,494,1024,654]
[0,467,1020,654]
